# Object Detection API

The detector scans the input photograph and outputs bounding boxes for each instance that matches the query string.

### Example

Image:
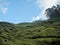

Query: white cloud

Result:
[0,0,10,14]
[32,10,49,21]
[32,16,40,21]
[32,0,60,21]
[37,0,57,9]
[1,8,8,14]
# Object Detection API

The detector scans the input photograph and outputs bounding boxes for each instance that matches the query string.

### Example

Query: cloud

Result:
[32,0,60,21]
[37,0,58,9]
[0,0,10,14]
[32,16,40,21]
[1,8,8,14]
[32,10,49,21]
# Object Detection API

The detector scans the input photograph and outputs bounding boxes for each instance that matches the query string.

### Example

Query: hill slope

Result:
[0,5,60,45]
[0,19,60,45]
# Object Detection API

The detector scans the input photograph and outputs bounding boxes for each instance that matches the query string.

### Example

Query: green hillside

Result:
[0,5,60,45]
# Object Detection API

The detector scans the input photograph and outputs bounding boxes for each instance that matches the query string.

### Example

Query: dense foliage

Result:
[46,5,60,19]
[0,5,60,45]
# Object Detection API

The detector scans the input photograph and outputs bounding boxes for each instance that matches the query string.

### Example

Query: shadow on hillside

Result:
[28,36,60,39]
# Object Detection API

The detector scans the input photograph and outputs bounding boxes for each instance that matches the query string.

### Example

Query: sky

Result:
[0,0,60,24]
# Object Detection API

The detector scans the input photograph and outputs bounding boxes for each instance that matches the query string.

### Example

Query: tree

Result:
[45,5,60,19]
